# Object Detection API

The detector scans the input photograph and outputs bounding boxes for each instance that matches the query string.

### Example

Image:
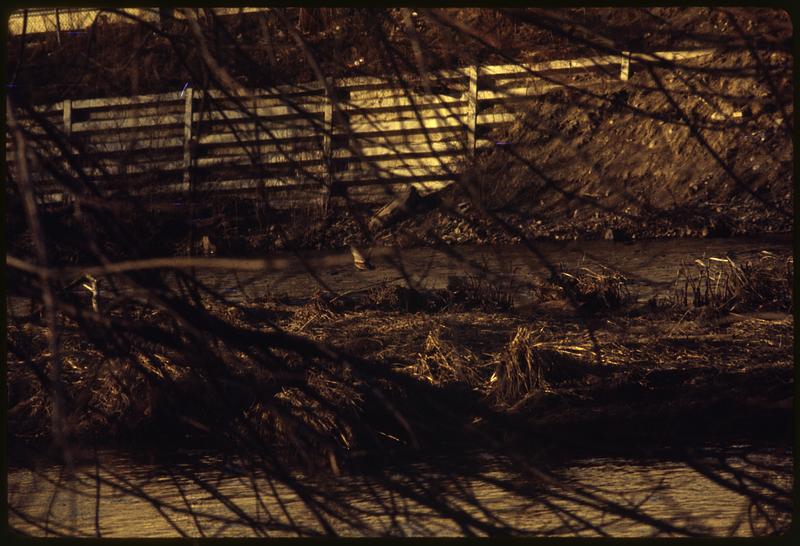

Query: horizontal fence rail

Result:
[6,49,715,206]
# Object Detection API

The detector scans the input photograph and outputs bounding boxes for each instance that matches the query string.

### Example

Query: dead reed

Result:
[671,253,793,313]
[403,327,487,388]
[487,326,622,409]
[446,274,516,311]
[548,264,633,312]
[365,284,447,313]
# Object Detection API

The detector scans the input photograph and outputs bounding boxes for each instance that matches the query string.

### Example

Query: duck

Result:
[200,235,217,256]
[349,244,374,270]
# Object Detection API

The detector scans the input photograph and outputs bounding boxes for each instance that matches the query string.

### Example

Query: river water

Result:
[6,233,791,316]
[190,233,792,307]
[7,445,793,537]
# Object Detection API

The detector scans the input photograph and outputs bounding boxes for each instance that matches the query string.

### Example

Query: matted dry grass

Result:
[7,278,793,455]
[546,264,634,313]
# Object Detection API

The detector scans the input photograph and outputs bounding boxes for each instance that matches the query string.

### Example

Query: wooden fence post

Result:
[60,98,73,204]
[63,99,72,137]
[183,86,193,192]
[55,9,62,46]
[620,51,630,82]
[465,63,479,157]
[322,77,334,210]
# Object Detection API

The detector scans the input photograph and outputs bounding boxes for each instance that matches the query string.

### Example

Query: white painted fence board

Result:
[346,156,460,173]
[485,69,611,89]
[333,140,465,159]
[337,71,467,91]
[199,129,322,145]
[82,159,185,176]
[410,180,452,194]
[342,94,465,112]
[346,116,464,135]
[84,131,184,147]
[72,92,183,110]
[340,164,454,180]
[198,116,323,133]
[204,145,324,158]
[476,112,519,126]
[195,105,325,123]
[72,114,184,132]
[348,87,464,103]
[350,131,463,148]
[481,55,623,77]
[196,154,325,169]
[86,137,185,153]
[476,138,501,149]
[82,104,184,121]
[194,177,323,191]
[636,49,716,62]
[201,142,323,157]
[346,105,467,125]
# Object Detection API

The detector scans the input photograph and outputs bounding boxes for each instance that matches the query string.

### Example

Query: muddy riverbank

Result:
[7,236,793,461]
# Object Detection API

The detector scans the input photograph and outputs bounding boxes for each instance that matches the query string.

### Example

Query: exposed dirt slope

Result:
[363,48,792,247]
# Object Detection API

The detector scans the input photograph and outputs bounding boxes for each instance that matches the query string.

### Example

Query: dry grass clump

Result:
[244,365,363,459]
[365,284,447,313]
[672,253,793,313]
[366,278,516,313]
[86,353,179,436]
[6,330,197,443]
[285,291,354,334]
[548,265,633,312]
[6,360,50,442]
[488,327,620,409]
[403,328,486,387]
[446,274,515,311]
[308,290,353,315]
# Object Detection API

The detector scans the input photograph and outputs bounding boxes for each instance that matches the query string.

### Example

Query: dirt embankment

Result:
[360,48,793,248]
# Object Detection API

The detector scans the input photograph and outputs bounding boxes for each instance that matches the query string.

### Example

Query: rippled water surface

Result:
[8,446,792,537]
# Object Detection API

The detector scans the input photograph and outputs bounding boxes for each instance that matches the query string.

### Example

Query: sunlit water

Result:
[8,446,792,537]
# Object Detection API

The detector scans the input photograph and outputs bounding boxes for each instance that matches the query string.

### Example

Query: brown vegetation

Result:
[671,253,793,313]
[7,259,793,456]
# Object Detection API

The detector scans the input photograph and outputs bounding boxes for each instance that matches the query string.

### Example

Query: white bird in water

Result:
[349,244,374,270]
[82,274,99,312]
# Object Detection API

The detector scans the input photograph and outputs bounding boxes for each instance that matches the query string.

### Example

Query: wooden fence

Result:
[6,49,714,207]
